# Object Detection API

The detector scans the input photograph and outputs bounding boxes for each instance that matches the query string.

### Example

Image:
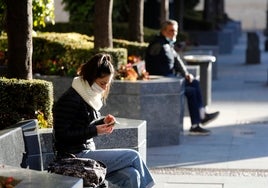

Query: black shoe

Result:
[201,111,220,125]
[189,126,211,136]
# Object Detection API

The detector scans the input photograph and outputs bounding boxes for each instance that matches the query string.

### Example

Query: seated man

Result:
[145,19,219,135]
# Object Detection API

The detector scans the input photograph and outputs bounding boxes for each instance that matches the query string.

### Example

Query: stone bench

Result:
[0,123,27,168]
[0,118,146,187]
[93,118,147,162]
[0,165,83,188]
[40,117,147,169]
[0,120,82,187]
[0,119,43,170]
[0,118,147,170]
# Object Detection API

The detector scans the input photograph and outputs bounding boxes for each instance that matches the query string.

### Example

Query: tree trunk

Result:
[160,0,169,24]
[173,0,184,32]
[94,0,113,48]
[203,0,215,23]
[6,0,32,79]
[216,0,225,20]
[128,0,144,42]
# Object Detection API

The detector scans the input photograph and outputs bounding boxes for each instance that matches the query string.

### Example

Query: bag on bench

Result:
[47,155,107,188]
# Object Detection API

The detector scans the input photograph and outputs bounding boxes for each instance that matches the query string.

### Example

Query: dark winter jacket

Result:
[145,34,189,77]
[53,87,104,155]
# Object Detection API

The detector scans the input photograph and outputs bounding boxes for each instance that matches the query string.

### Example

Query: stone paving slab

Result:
[152,174,268,188]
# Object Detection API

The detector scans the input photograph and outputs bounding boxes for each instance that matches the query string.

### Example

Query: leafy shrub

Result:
[0,32,148,76]
[113,38,148,59]
[0,78,53,129]
[32,32,94,76]
[38,22,159,43]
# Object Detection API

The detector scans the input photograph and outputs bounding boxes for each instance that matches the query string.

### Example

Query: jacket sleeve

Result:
[174,54,189,77]
[53,89,98,143]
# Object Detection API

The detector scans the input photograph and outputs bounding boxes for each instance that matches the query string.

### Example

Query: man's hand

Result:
[185,73,194,83]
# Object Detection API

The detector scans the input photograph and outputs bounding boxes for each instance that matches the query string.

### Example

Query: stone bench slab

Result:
[0,126,25,168]
[0,165,83,188]
[40,118,147,168]
[94,117,147,162]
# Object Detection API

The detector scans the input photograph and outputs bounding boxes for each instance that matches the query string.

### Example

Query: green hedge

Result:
[33,32,95,76]
[0,78,54,130]
[113,38,148,59]
[38,22,159,43]
[33,33,127,76]
[0,32,140,76]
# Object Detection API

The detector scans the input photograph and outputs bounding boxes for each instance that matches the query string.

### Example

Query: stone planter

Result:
[101,76,185,147]
[34,75,73,101]
[35,75,186,147]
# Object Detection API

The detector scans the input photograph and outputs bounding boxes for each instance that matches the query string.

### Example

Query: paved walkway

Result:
[147,31,268,187]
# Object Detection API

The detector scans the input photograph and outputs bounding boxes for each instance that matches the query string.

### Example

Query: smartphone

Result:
[106,120,120,127]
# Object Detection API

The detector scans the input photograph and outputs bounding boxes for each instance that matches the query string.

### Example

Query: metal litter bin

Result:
[183,55,216,107]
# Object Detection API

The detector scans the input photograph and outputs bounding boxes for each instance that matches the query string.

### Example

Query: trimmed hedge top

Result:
[0,78,54,130]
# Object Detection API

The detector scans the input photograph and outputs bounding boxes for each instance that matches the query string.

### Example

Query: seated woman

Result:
[53,53,155,188]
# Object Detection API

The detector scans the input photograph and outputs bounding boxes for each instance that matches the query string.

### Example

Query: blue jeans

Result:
[184,79,203,125]
[76,148,155,188]
[167,74,204,125]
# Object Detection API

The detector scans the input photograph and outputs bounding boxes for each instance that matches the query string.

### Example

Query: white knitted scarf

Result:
[72,76,103,111]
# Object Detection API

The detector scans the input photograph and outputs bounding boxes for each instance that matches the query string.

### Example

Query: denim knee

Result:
[107,167,140,188]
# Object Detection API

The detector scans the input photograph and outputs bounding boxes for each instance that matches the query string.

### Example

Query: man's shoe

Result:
[201,111,220,125]
[189,126,211,136]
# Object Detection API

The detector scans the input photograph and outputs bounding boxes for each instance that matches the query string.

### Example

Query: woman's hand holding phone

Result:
[104,114,120,127]
[106,120,120,127]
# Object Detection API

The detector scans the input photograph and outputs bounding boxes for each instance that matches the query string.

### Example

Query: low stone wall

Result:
[187,21,242,55]
[187,30,233,54]
[34,75,73,102]
[101,76,185,147]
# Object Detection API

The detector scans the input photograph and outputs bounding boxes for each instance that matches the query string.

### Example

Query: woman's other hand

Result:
[96,123,114,135]
[96,114,117,135]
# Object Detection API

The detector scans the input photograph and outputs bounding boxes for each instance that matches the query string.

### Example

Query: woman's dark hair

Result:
[77,53,114,85]
[77,53,115,101]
